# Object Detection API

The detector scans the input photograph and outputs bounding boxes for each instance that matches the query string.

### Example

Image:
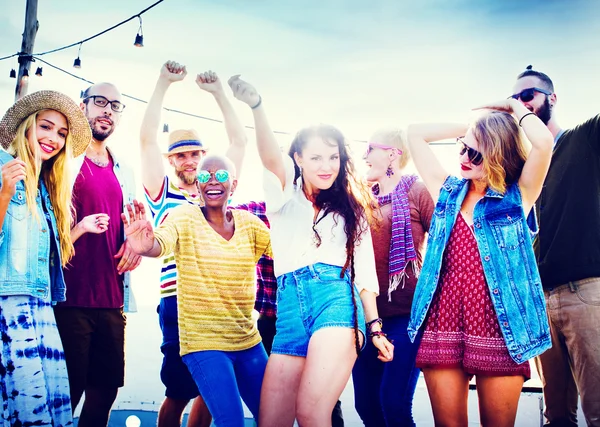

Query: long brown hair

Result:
[289,124,376,354]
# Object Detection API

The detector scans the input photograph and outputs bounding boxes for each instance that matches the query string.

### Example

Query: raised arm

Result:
[407,123,467,202]
[140,61,187,199]
[228,76,287,189]
[474,98,553,213]
[196,71,247,178]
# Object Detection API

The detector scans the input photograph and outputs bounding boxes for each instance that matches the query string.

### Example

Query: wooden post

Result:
[15,0,39,101]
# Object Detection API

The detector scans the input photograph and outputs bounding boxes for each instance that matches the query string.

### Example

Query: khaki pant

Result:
[535,278,600,427]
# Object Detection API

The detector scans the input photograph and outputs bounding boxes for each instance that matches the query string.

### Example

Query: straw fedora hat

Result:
[163,129,207,157]
[0,90,92,158]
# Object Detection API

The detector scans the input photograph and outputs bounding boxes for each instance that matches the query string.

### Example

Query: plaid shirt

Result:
[234,201,277,318]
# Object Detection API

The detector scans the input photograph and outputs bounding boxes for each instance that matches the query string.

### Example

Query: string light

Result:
[30,56,457,146]
[22,68,29,79]
[134,16,144,47]
[73,43,82,68]
[9,69,16,78]
[35,67,43,76]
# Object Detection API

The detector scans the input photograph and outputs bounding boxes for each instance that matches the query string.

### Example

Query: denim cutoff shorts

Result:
[272,263,366,357]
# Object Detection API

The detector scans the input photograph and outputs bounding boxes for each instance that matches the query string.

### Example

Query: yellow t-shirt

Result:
[154,205,272,355]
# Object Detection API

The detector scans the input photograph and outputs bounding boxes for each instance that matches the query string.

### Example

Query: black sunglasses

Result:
[84,95,126,113]
[457,137,483,166]
[509,87,551,103]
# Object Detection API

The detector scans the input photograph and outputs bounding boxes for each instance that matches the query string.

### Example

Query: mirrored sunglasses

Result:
[197,169,230,183]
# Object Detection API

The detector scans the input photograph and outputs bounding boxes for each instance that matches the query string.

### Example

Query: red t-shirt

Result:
[60,157,125,308]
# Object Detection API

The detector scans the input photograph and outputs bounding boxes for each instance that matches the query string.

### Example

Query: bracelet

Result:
[251,95,262,110]
[369,330,387,339]
[366,317,382,330]
[518,112,536,127]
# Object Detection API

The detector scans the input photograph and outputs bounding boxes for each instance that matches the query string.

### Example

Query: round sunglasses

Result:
[197,169,230,183]
[457,137,484,166]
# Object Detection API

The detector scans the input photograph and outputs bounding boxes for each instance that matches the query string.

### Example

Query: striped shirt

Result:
[154,207,272,353]
[144,176,201,298]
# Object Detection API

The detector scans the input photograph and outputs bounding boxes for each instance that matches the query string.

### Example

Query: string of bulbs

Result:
[4,0,163,77]
[2,1,455,145]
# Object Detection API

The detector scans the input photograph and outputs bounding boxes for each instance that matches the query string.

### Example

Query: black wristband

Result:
[519,112,536,127]
[251,95,262,110]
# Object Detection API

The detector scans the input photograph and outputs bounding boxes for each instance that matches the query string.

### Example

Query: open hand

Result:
[160,60,187,83]
[196,70,224,94]
[227,75,260,108]
[120,200,155,262]
[1,158,26,199]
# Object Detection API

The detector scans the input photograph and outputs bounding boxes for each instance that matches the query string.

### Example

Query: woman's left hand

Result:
[473,98,520,113]
[78,213,110,234]
[372,335,394,362]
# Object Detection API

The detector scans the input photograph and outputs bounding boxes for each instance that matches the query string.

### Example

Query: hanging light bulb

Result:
[10,69,16,78]
[134,15,144,47]
[73,43,83,69]
[163,123,169,133]
[35,67,43,76]
[22,68,29,80]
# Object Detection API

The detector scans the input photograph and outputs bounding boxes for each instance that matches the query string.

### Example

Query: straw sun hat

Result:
[0,90,92,158]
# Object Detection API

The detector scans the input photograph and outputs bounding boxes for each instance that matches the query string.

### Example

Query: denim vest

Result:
[408,176,551,363]
[0,150,66,303]
[70,146,137,312]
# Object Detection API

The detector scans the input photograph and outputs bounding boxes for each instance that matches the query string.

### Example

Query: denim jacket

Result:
[70,146,137,312]
[408,176,551,363]
[0,150,66,303]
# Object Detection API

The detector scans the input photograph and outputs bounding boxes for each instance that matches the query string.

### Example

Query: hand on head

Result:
[196,70,223,94]
[227,75,260,108]
[0,158,26,199]
[473,98,520,114]
[161,60,187,83]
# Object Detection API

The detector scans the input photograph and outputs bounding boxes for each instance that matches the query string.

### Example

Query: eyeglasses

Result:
[84,95,126,113]
[365,142,401,157]
[457,137,483,166]
[197,169,230,183]
[509,87,552,103]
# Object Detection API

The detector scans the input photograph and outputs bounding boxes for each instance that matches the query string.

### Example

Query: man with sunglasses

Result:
[512,66,600,427]
[54,82,140,426]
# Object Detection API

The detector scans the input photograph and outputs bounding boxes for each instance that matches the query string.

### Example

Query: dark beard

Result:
[176,170,197,185]
[536,97,552,125]
[88,117,114,141]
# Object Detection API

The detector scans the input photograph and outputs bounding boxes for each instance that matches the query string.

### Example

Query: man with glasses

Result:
[54,82,140,427]
[512,66,600,427]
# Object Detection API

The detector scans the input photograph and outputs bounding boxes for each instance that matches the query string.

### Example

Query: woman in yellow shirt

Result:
[122,155,271,427]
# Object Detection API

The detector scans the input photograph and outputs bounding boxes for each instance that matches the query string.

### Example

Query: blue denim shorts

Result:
[272,263,366,357]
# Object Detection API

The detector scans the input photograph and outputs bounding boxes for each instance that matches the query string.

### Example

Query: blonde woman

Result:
[353,128,434,426]
[407,99,553,426]
[0,91,102,426]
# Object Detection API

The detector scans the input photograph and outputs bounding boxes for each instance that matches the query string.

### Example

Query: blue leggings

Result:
[182,343,268,427]
[352,316,421,427]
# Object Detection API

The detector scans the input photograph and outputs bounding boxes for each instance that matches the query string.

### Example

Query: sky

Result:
[1,0,600,302]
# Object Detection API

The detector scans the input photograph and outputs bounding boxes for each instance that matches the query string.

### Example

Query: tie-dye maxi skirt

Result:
[0,295,73,426]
